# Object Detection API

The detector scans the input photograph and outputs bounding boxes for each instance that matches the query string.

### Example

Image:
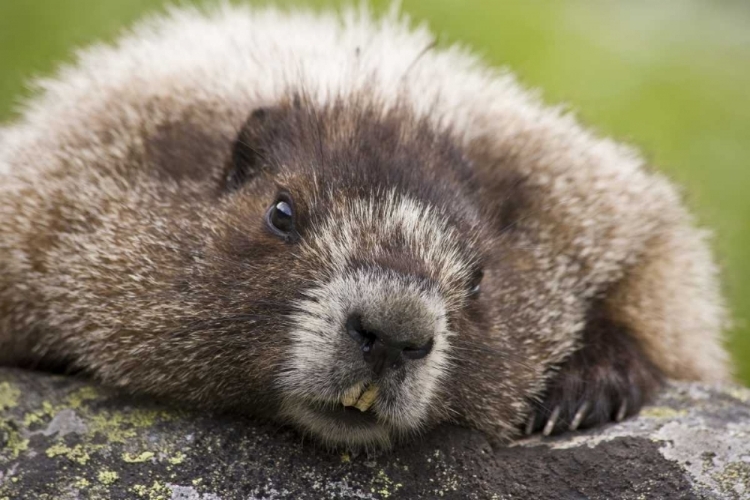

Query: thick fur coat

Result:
[0,5,729,448]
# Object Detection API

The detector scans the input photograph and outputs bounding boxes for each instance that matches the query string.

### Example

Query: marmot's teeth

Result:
[353,385,379,412]
[341,383,365,407]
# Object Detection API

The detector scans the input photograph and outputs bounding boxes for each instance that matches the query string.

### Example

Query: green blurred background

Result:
[1,1,748,383]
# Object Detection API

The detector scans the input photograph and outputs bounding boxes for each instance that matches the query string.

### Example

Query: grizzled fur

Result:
[0,5,730,448]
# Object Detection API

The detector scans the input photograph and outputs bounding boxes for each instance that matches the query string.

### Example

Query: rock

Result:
[0,368,748,499]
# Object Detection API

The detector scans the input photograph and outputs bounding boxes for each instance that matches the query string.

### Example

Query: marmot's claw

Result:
[542,406,560,436]
[569,401,589,431]
[615,400,628,422]
[524,411,536,436]
[522,312,663,437]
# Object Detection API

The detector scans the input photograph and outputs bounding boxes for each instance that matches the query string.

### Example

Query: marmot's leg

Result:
[604,227,729,384]
[524,307,663,436]
[524,221,729,436]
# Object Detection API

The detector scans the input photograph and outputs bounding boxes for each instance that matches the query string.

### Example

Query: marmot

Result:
[0,5,730,449]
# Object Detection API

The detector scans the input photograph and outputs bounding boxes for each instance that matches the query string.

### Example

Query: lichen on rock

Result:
[0,368,748,499]
[0,382,19,411]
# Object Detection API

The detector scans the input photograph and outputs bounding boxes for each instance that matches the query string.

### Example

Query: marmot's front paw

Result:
[524,311,664,436]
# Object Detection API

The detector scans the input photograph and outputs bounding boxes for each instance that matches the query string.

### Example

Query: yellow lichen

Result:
[65,386,101,409]
[0,382,20,411]
[712,461,750,494]
[341,452,351,463]
[131,481,171,500]
[19,399,65,430]
[168,451,186,465]
[89,413,137,443]
[22,411,44,427]
[122,451,155,463]
[98,469,119,485]
[127,408,169,427]
[20,384,178,448]
[132,485,148,496]
[0,420,29,458]
[88,408,175,444]
[369,469,402,498]
[74,477,91,489]
[45,443,90,465]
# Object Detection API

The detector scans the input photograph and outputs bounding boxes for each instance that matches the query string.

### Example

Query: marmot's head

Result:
[199,97,509,448]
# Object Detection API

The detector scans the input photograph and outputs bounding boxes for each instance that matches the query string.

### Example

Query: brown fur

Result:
[0,6,729,448]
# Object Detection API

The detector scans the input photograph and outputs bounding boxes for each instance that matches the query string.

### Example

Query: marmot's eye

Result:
[469,268,484,297]
[266,197,294,237]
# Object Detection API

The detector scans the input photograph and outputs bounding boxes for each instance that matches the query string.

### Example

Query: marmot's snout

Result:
[332,269,448,367]
[346,296,436,377]
[280,266,453,448]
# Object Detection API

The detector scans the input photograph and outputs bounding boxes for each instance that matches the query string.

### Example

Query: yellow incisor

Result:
[340,383,379,412]
[354,385,379,412]
[341,382,364,407]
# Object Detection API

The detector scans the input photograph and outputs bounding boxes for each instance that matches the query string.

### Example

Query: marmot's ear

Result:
[224,106,289,191]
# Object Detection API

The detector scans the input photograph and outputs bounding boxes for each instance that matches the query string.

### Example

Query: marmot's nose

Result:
[345,314,434,376]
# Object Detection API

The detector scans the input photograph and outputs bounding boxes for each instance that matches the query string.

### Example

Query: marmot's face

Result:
[217,102,487,447]
[278,191,482,447]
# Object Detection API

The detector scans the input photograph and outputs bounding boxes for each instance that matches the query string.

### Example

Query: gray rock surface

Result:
[0,368,748,499]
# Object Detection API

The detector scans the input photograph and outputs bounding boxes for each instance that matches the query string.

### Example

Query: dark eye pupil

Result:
[270,200,293,233]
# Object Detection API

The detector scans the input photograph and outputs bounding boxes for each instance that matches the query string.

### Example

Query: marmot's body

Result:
[0,6,729,448]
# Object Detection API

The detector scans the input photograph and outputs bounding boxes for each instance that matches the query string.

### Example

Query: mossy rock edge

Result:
[0,368,748,499]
